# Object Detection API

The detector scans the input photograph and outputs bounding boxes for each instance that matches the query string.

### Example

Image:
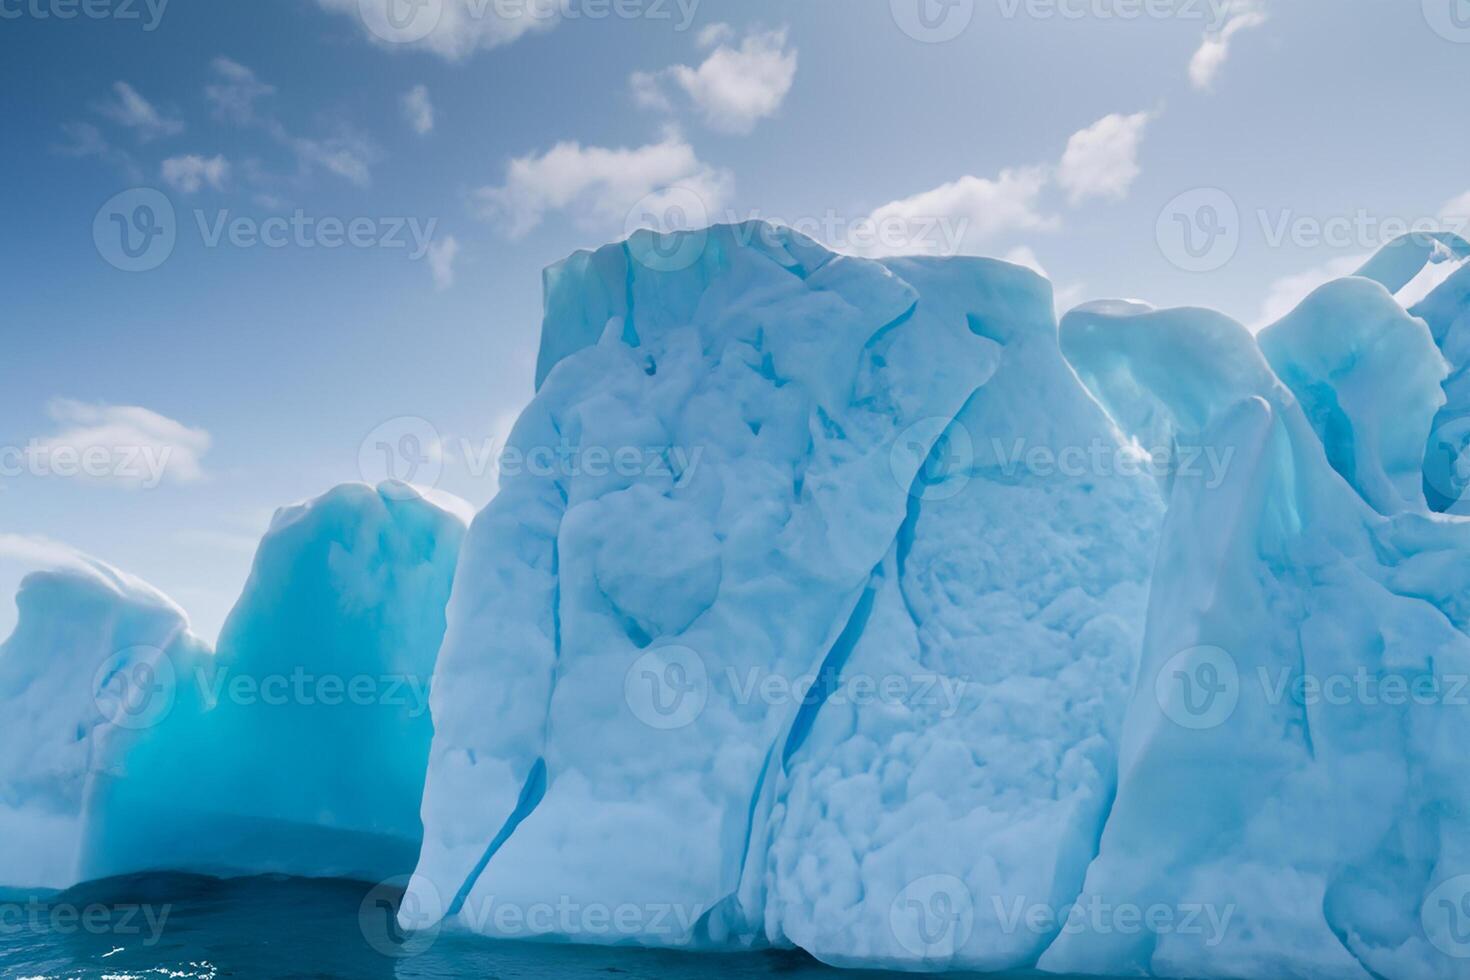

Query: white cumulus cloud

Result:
[633,27,797,134]
[1190,1,1268,92]
[161,154,231,193]
[861,167,1058,257]
[1057,110,1153,205]
[474,132,732,238]
[316,0,560,61]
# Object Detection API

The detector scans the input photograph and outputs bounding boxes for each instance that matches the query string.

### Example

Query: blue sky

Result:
[3,0,1469,640]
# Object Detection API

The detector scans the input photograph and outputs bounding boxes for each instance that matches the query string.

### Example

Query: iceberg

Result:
[0,551,207,890]
[409,224,1005,945]
[1039,270,1470,979]
[408,226,1165,970]
[83,481,466,885]
[0,482,465,890]
[5,221,1470,980]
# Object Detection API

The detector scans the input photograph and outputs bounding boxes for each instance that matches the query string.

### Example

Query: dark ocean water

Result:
[0,874,1097,979]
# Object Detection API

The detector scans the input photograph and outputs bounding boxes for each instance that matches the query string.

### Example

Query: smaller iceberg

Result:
[0,551,208,890]
[82,482,467,885]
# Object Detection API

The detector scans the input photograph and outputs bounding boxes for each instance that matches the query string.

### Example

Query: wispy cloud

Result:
[205,58,376,188]
[53,121,142,180]
[1190,0,1268,92]
[161,154,231,194]
[428,235,460,290]
[94,81,184,142]
[31,399,212,489]
[402,84,435,136]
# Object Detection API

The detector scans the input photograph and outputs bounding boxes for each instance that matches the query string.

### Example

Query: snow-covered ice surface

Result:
[5,223,1470,978]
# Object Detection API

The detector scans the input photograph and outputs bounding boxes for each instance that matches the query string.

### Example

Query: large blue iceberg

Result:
[3,224,1470,979]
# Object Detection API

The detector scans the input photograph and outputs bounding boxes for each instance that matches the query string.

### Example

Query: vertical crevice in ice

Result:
[780,568,884,770]
[619,242,641,349]
[447,757,548,918]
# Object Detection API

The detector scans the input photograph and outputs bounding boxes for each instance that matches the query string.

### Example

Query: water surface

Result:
[0,874,1099,979]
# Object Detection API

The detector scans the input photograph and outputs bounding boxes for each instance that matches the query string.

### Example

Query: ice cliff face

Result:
[408,225,1167,969]
[406,225,1470,978]
[0,482,465,890]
